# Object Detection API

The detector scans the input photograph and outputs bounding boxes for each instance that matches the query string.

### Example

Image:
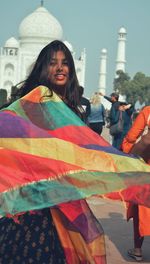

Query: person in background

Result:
[88,92,105,135]
[99,91,134,149]
[122,106,150,262]
[0,40,106,263]
[111,102,134,149]
[99,92,120,127]
[78,85,91,124]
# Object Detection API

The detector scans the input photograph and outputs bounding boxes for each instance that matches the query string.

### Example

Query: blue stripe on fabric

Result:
[81,144,139,159]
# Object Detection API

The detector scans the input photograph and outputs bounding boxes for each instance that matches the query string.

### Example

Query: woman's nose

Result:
[57,63,63,71]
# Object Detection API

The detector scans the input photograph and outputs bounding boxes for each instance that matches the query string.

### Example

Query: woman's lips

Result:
[55,74,66,80]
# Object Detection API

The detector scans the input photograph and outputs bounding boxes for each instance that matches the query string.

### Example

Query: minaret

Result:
[79,48,86,87]
[40,0,44,6]
[98,48,107,95]
[116,27,127,73]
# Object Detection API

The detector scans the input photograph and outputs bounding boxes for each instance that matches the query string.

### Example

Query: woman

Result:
[88,92,105,135]
[122,106,150,262]
[0,41,106,263]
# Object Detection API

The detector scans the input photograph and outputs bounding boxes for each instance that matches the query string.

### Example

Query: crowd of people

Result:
[79,90,137,150]
[0,39,149,263]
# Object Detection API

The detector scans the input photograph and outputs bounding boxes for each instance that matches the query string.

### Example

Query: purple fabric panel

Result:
[0,112,52,138]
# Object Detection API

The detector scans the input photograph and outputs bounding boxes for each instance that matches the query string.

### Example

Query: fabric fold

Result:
[0,85,150,217]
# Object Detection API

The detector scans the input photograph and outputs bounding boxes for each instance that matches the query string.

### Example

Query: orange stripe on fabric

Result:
[22,85,61,103]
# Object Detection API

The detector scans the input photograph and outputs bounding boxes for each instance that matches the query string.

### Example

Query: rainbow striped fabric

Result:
[0,85,150,217]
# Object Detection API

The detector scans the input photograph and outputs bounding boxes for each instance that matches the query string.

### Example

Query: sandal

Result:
[128,249,143,262]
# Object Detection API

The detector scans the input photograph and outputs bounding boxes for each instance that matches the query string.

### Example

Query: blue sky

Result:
[0,0,150,97]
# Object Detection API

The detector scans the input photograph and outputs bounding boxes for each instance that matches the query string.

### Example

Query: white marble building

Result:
[98,26,127,108]
[0,5,86,98]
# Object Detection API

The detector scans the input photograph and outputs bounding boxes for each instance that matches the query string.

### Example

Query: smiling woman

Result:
[0,40,107,264]
[48,50,70,95]
[15,40,82,116]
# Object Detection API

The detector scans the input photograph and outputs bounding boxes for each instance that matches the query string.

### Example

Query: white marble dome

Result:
[101,48,107,54]
[4,37,19,48]
[19,6,63,47]
[119,27,126,34]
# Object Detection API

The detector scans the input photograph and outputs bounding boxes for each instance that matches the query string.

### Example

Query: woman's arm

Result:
[122,107,148,153]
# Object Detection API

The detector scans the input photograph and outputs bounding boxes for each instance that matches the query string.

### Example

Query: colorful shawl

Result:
[0,85,150,214]
[0,85,150,263]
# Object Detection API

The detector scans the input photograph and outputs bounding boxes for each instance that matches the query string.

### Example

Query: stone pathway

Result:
[87,197,150,264]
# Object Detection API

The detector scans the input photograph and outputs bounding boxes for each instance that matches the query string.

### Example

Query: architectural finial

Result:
[40,0,44,6]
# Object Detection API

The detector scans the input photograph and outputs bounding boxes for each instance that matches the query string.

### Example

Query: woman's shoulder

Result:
[142,106,150,113]
[140,106,150,121]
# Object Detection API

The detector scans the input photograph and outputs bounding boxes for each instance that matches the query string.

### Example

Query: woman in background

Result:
[88,92,105,135]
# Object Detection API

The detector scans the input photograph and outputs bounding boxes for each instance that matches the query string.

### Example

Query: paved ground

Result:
[101,126,111,143]
[87,197,150,264]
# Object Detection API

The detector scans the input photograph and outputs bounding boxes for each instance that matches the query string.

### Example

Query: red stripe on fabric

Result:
[0,148,83,192]
[105,185,150,209]
[49,125,110,146]
[58,200,87,221]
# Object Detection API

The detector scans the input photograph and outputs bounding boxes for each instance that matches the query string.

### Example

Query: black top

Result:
[80,96,91,123]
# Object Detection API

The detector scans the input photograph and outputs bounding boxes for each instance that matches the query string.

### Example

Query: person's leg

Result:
[89,122,97,133]
[98,123,103,135]
[133,205,144,249]
[112,134,122,149]
[89,122,102,135]
[128,205,144,261]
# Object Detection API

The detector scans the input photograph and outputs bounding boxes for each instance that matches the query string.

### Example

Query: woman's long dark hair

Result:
[17,40,81,112]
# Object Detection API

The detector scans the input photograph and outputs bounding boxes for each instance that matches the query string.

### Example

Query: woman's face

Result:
[48,50,69,87]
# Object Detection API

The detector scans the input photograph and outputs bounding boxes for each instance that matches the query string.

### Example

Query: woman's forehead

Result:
[51,50,66,59]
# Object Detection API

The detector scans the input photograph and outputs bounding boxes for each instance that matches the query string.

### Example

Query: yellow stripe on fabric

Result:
[0,138,150,173]
[65,230,105,261]
[66,230,105,257]
[22,85,62,103]
[111,153,150,173]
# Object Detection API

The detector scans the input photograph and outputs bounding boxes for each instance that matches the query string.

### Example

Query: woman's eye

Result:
[50,61,56,66]
[63,61,68,65]
[49,60,68,66]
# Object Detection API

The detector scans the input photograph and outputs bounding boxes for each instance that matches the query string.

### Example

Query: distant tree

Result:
[113,70,130,94]
[113,70,150,105]
[0,89,7,108]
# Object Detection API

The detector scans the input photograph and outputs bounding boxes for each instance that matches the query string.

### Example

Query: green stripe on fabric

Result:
[6,100,28,120]
[1,170,149,217]
[42,101,84,127]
